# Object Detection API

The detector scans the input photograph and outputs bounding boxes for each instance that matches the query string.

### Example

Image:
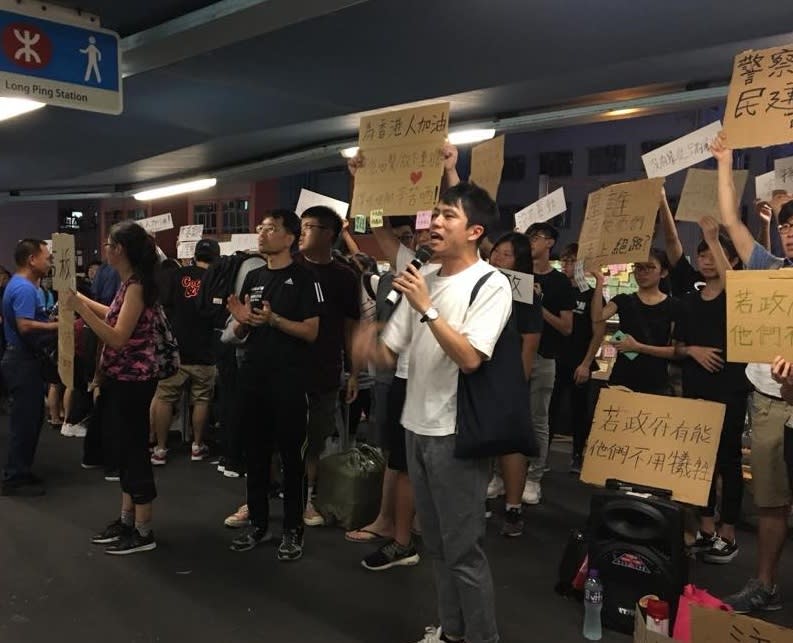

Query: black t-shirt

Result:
[673,290,750,399]
[238,263,321,384]
[296,256,361,393]
[514,300,543,335]
[668,256,705,297]
[162,266,215,365]
[609,293,680,394]
[534,269,575,359]
[558,287,601,372]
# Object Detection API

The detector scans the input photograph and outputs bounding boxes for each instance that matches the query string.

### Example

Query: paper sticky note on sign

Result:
[353,215,367,233]
[369,209,384,228]
[415,210,432,230]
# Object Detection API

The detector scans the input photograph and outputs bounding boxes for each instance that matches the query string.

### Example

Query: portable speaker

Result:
[586,487,688,634]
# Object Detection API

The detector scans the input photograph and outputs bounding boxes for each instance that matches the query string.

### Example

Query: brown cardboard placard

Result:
[580,388,725,506]
[633,607,673,643]
[726,270,793,363]
[58,310,75,390]
[352,102,449,216]
[723,45,793,149]
[51,233,76,293]
[470,135,505,200]
[577,178,665,267]
[675,168,749,223]
[691,605,793,643]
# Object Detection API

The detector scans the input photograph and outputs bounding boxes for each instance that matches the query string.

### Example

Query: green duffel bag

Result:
[314,444,385,530]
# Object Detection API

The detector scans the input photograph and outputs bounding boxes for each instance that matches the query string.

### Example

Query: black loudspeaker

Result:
[586,486,688,634]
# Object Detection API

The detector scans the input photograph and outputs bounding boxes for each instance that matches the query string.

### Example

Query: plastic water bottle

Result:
[583,569,603,641]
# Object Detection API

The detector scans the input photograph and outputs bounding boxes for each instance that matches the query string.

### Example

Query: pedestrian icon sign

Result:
[0,5,121,115]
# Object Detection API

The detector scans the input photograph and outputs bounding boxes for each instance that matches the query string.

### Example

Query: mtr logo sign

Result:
[2,22,53,69]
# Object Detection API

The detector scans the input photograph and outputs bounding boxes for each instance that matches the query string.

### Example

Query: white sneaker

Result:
[522,480,541,505]
[71,423,87,438]
[61,423,75,437]
[413,626,443,643]
[150,447,168,466]
[303,499,326,527]
[487,475,505,499]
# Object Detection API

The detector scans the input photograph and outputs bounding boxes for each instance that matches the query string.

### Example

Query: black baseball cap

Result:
[526,221,559,242]
[194,239,220,262]
[780,201,793,226]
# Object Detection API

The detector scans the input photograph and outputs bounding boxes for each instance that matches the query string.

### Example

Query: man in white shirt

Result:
[355,182,511,643]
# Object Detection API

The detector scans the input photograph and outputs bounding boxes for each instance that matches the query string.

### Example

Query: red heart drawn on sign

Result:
[410,171,423,184]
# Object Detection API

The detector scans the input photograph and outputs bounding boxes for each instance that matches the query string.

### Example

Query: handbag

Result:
[454,271,538,459]
[152,304,180,380]
[671,584,732,642]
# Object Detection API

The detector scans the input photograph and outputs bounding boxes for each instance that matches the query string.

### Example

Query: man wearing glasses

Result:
[523,222,574,505]
[296,206,362,527]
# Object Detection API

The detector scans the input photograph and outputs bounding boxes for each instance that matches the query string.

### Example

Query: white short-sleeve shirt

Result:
[381,259,512,437]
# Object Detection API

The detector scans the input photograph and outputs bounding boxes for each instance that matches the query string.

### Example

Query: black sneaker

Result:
[500,508,524,538]
[91,519,133,545]
[690,530,717,554]
[703,536,739,564]
[277,529,304,562]
[104,529,157,555]
[361,539,420,571]
[104,470,120,482]
[569,455,582,475]
[230,526,273,552]
[724,578,782,614]
[1,479,45,497]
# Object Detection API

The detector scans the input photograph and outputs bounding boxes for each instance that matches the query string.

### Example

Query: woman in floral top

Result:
[65,221,161,555]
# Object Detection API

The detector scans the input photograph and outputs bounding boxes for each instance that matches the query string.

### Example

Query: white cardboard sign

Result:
[229,234,259,253]
[514,187,566,232]
[296,189,349,219]
[642,121,721,178]
[498,269,534,304]
[756,170,778,202]
[178,225,204,242]
[775,156,793,191]
[177,242,197,259]
[138,213,174,234]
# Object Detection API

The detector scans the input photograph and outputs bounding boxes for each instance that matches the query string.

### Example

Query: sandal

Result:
[344,528,390,544]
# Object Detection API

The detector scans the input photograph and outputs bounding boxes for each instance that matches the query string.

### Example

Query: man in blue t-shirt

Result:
[1,239,58,496]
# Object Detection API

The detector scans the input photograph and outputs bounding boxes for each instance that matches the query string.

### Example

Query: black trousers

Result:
[549,365,594,459]
[101,379,157,505]
[217,344,245,467]
[239,368,307,532]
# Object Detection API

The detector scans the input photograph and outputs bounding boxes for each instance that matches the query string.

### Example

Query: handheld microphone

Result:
[386,245,434,305]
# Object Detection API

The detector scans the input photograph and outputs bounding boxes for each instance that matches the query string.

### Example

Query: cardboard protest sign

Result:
[691,605,793,643]
[675,168,748,223]
[513,187,567,232]
[296,188,349,219]
[775,156,793,191]
[229,234,259,253]
[580,388,725,506]
[351,102,449,216]
[726,270,793,363]
[577,178,665,267]
[469,135,505,200]
[178,225,204,243]
[756,170,778,201]
[51,233,76,293]
[497,269,534,304]
[138,213,174,234]
[57,311,74,389]
[642,120,721,178]
[723,45,793,148]
[177,242,197,259]
[218,241,234,256]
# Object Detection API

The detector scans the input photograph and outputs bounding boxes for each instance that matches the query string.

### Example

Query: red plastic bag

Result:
[672,584,732,641]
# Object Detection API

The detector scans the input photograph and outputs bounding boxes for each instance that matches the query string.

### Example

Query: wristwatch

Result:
[420,306,439,323]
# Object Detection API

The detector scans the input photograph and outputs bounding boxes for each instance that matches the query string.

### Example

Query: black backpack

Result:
[197,251,262,330]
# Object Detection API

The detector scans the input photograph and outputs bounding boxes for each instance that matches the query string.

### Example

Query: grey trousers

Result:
[406,432,498,643]
[526,355,555,483]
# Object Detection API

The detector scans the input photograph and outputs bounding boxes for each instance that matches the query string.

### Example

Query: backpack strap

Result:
[469,271,496,307]
[362,272,377,301]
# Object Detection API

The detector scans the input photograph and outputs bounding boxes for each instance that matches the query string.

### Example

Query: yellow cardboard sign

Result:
[691,605,793,643]
[726,270,793,363]
[470,135,505,200]
[723,45,793,148]
[581,388,725,506]
[577,178,665,267]
[352,102,449,216]
[58,310,74,390]
[675,168,749,223]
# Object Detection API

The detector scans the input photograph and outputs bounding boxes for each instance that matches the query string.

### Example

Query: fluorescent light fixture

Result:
[134,178,217,201]
[0,98,45,122]
[341,146,359,159]
[448,128,496,145]
[604,108,641,117]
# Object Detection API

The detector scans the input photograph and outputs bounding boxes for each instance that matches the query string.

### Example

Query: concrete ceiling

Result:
[1,0,793,197]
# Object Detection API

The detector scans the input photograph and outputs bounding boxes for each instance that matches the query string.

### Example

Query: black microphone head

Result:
[414,245,434,264]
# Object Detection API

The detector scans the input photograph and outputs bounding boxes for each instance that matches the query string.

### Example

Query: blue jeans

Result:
[1,346,45,483]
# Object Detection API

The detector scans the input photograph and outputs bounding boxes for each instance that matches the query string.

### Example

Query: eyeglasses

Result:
[778,222,793,235]
[256,224,283,234]
[529,234,551,242]
[301,223,328,232]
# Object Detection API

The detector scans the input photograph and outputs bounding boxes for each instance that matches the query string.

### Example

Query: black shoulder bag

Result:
[454,271,538,459]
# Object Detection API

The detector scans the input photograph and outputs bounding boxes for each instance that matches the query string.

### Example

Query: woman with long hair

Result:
[65,221,162,555]
[487,232,542,537]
